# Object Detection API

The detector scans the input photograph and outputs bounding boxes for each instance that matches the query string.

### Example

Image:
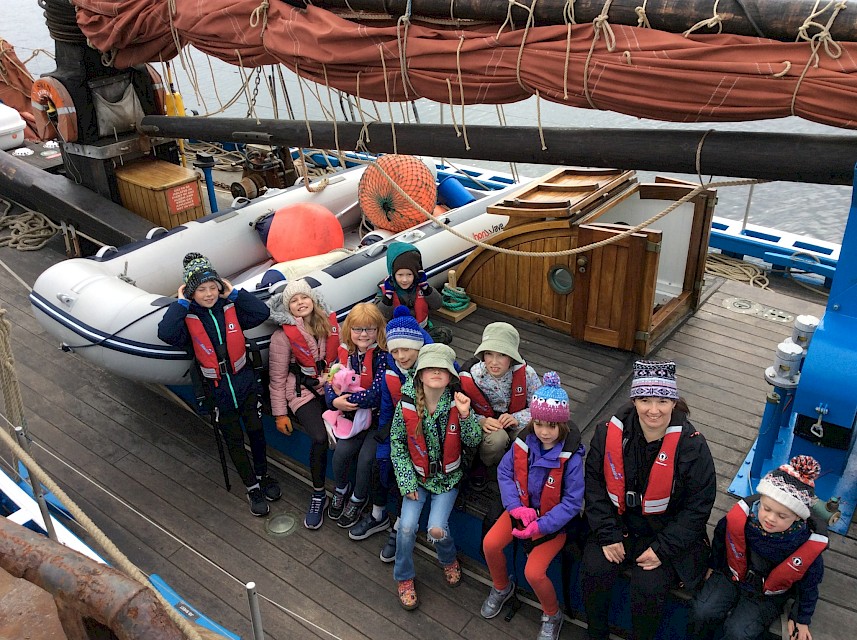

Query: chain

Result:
[245,68,262,118]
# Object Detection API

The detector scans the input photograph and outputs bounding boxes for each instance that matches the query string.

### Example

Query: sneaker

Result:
[304,491,327,529]
[442,558,462,587]
[258,475,281,502]
[380,530,397,563]
[338,496,367,528]
[327,484,350,521]
[537,610,564,640]
[247,487,269,517]
[480,579,514,619]
[349,513,390,540]
[470,470,488,492]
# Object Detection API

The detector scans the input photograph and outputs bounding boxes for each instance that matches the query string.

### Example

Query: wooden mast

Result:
[141,116,857,186]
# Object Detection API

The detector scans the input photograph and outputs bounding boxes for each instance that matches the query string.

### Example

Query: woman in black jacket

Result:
[581,360,716,640]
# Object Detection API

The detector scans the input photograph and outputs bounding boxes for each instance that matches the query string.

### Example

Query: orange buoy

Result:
[262,202,344,263]
[358,155,437,233]
[30,77,77,142]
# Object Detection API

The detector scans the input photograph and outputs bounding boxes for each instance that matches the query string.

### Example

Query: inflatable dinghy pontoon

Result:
[30,158,522,385]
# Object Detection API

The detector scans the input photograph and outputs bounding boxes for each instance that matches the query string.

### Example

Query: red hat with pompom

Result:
[756,455,821,519]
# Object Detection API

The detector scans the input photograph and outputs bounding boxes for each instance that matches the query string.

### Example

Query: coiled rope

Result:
[441,282,471,311]
[0,198,59,251]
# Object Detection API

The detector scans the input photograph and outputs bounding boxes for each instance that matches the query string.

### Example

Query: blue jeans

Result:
[691,571,787,640]
[394,486,458,581]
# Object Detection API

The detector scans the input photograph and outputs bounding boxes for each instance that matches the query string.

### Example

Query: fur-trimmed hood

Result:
[266,286,333,327]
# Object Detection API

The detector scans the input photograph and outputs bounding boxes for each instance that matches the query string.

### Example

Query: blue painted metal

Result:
[731,164,857,534]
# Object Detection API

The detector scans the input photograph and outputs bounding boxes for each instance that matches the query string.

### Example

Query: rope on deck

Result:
[0,198,59,251]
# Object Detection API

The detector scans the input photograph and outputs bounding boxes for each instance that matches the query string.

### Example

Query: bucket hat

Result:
[415,343,459,382]
[475,322,522,364]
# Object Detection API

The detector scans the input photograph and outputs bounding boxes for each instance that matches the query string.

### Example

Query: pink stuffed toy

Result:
[322,364,372,445]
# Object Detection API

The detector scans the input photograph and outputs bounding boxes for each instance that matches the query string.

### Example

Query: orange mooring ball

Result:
[266,202,344,263]
[358,155,437,233]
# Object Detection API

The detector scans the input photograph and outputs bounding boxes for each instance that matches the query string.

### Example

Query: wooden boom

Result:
[288,0,855,43]
[141,116,857,186]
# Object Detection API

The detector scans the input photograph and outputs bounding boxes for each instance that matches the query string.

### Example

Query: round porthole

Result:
[547,265,574,294]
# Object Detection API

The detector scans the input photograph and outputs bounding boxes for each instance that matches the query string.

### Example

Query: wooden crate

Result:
[114,159,206,228]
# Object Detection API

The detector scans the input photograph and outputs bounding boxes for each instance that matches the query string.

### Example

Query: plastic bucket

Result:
[437,175,477,208]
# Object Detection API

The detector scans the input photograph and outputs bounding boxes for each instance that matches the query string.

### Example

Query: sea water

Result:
[7,0,854,244]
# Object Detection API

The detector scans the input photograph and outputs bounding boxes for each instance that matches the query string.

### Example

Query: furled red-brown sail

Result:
[0,39,46,140]
[72,1,857,130]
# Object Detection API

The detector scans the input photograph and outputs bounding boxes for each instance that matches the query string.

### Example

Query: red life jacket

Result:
[391,289,429,326]
[185,304,246,382]
[512,436,572,517]
[725,498,828,595]
[459,362,529,418]
[603,416,682,515]
[401,394,462,479]
[385,368,404,405]
[337,344,376,389]
[281,311,340,376]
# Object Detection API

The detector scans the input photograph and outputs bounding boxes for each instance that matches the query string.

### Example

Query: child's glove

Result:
[275,415,293,435]
[379,278,395,303]
[511,520,540,539]
[509,506,538,526]
[417,270,430,292]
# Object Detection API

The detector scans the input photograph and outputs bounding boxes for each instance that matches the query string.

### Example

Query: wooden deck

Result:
[0,236,854,640]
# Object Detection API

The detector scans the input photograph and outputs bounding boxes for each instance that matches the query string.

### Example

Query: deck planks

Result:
[1,238,854,640]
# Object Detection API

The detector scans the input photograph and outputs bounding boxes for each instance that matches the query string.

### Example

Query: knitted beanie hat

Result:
[530,372,570,423]
[629,360,679,400]
[281,278,313,306]
[182,252,223,297]
[756,455,821,520]
[391,247,423,279]
[386,306,426,351]
[475,322,523,364]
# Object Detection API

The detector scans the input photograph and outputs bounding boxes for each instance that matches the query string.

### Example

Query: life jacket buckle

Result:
[625,490,641,508]
[428,460,439,477]
[218,359,228,376]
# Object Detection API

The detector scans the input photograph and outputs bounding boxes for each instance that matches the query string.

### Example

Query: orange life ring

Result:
[145,64,166,116]
[30,77,77,142]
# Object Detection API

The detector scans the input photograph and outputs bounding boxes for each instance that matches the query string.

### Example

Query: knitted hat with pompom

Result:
[757,455,821,520]
[182,252,223,297]
[530,372,570,423]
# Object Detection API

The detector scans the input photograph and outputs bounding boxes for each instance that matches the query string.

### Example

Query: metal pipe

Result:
[14,426,59,542]
[740,182,755,233]
[246,581,265,640]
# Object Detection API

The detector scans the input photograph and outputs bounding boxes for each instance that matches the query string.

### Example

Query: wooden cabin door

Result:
[571,224,652,350]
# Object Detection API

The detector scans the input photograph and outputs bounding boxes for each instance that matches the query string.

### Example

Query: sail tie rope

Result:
[790,0,846,116]
[635,0,651,29]
[454,36,470,150]
[683,0,724,37]
[377,45,400,154]
[396,0,419,100]
[583,0,616,110]
[250,0,271,37]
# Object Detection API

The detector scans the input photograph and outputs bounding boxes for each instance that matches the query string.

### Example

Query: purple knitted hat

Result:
[530,372,570,423]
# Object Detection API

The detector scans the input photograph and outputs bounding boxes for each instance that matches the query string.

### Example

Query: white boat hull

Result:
[31,164,519,385]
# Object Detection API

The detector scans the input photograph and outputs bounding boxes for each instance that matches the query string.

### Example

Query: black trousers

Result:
[293,397,329,489]
[580,534,677,640]
[217,392,267,488]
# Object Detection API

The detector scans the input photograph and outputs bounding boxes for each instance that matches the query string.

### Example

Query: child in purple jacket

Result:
[480,372,585,640]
